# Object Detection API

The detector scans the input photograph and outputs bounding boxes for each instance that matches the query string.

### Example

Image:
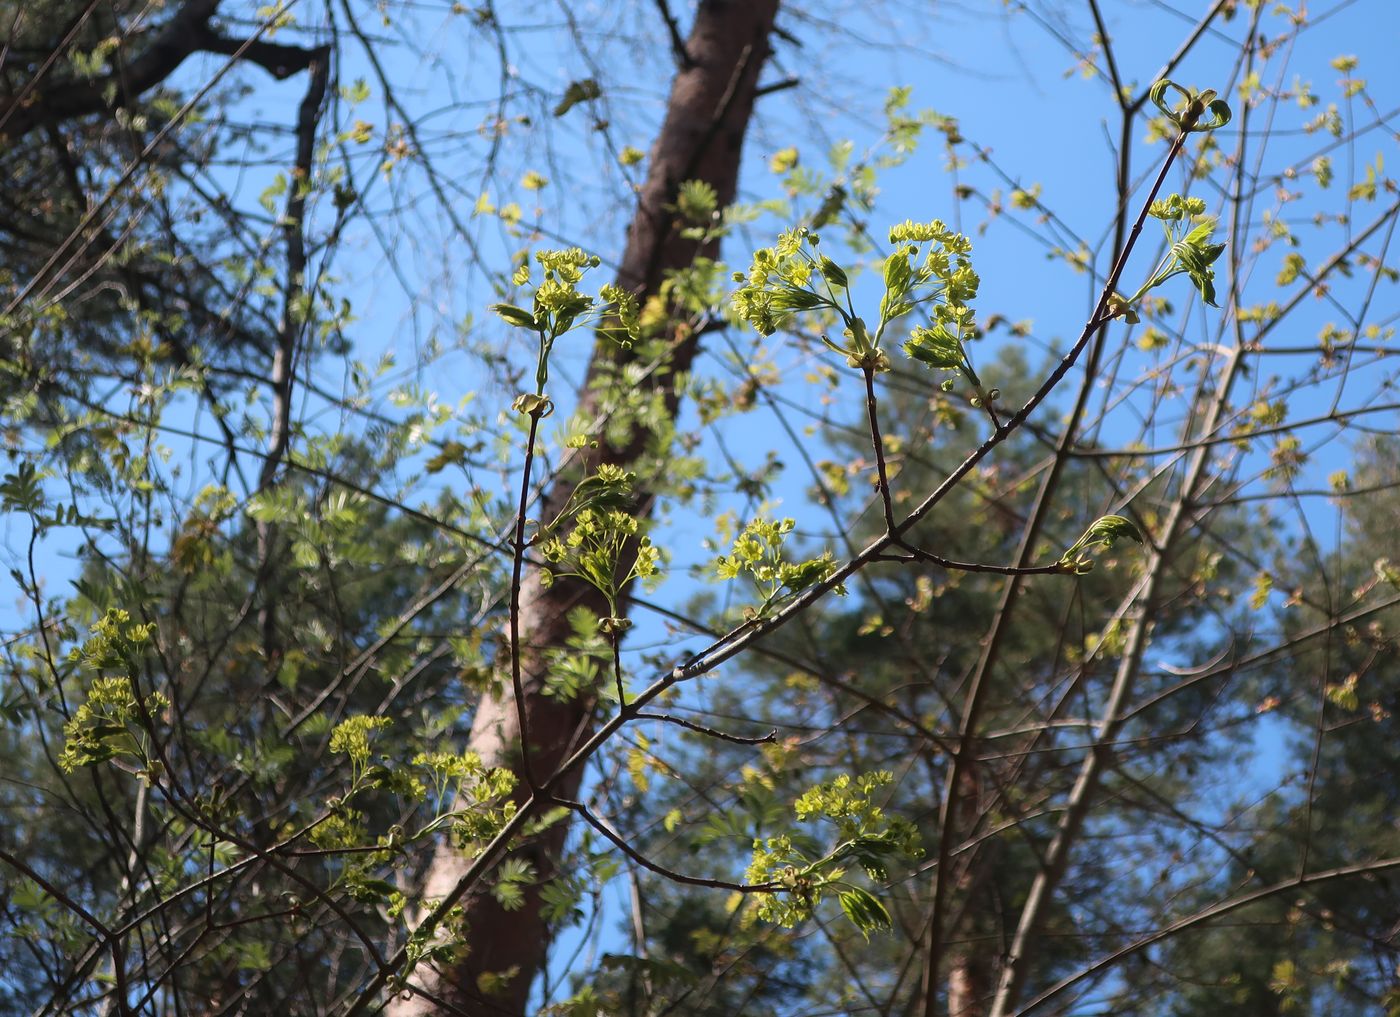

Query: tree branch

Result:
[652,0,692,68]
[1014,856,1400,1017]
[0,0,328,140]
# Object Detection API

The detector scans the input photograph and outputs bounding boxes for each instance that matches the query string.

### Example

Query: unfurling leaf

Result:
[552,78,601,117]
[424,441,470,475]
[1058,514,1145,573]
[903,325,963,371]
[769,146,799,173]
[1104,294,1140,324]
[1082,514,1144,546]
[492,303,539,330]
[512,393,554,416]
[838,887,892,939]
[676,179,719,224]
[818,256,849,290]
[1149,79,1232,133]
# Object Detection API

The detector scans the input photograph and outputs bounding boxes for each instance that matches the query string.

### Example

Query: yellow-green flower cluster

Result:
[529,248,599,337]
[729,217,983,381]
[412,750,519,844]
[68,607,155,672]
[491,247,634,389]
[541,507,659,603]
[1147,193,1207,221]
[59,676,170,773]
[886,221,980,376]
[886,218,968,247]
[745,833,812,927]
[731,227,829,338]
[329,715,392,769]
[793,772,921,859]
[597,283,640,347]
[745,771,922,936]
[59,610,168,774]
[714,516,840,615]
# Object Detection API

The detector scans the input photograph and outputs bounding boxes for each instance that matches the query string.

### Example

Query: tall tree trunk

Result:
[390,2,781,1013]
[944,763,992,1017]
[947,955,991,1017]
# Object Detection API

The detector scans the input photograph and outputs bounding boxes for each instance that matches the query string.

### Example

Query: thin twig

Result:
[508,407,548,789]
[864,365,897,534]
[652,0,692,67]
[557,797,781,892]
[633,711,778,745]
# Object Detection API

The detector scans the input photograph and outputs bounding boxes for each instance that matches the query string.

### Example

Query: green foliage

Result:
[713,515,843,618]
[1057,514,1146,574]
[745,772,922,937]
[553,78,602,117]
[1109,192,1229,318]
[2,7,1397,1016]
[1148,78,1233,133]
[58,611,167,774]
[731,218,982,385]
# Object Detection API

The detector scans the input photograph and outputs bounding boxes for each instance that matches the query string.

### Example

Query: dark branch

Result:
[555,797,780,892]
[652,0,693,67]
[196,32,328,80]
[1,0,328,140]
[632,711,778,745]
[754,76,800,98]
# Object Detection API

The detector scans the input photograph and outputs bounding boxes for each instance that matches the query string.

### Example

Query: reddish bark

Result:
[947,955,991,1017]
[941,762,994,1017]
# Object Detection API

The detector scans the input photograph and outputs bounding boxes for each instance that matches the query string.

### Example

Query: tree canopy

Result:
[2,1,1399,1015]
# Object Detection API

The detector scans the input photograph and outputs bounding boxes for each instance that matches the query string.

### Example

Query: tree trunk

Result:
[945,762,992,1017]
[390,2,781,1012]
[947,955,991,1017]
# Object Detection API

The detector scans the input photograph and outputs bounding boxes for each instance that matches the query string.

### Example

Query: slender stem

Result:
[509,404,546,789]
[610,629,627,711]
[557,797,780,892]
[882,543,1069,576]
[651,0,692,67]
[864,366,897,534]
[345,803,536,1014]
[989,68,1258,1003]
[632,711,777,745]
[0,845,113,937]
[1086,0,1124,105]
